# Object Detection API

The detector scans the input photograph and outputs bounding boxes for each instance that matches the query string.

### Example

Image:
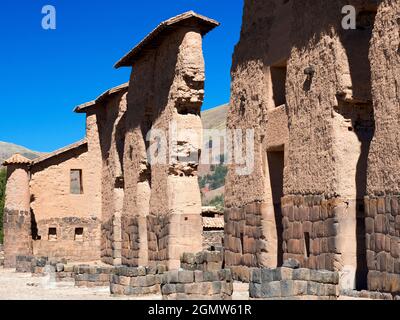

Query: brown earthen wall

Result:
[30,142,101,262]
[366,0,400,294]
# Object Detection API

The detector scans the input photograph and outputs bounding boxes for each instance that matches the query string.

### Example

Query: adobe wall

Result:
[3,164,32,267]
[30,143,101,262]
[224,0,292,279]
[225,0,377,287]
[122,27,204,269]
[94,91,128,266]
[365,0,400,294]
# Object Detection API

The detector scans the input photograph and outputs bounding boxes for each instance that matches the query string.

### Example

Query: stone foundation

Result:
[101,217,114,265]
[74,265,115,287]
[3,209,32,268]
[340,289,394,300]
[161,269,233,300]
[249,267,339,300]
[224,203,262,282]
[121,215,141,267]
[146,215,168,266]
[281,195,351,271]
[365,195,400,294]
[180,251,223,272]
[15,255,48,273]
[110,265,167,296]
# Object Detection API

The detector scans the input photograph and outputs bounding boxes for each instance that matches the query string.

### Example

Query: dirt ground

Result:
[0,267,162,300]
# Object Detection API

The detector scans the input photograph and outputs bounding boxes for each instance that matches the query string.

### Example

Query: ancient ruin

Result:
[225,0,400,298]
[2,11,220,271]
[1,1,400,301]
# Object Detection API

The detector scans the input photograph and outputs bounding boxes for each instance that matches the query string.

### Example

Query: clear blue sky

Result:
[0,0,243,152]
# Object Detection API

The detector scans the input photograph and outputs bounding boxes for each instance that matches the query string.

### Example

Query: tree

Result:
[0,168,6,243]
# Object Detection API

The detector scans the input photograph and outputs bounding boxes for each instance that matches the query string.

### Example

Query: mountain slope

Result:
[201,104,228,130]
[0,142,43,165]
[200,104,229,206]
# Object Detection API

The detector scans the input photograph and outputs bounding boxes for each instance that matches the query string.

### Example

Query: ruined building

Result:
[2,0,400,300]
[2,11,219,271]
[225,0,400,295]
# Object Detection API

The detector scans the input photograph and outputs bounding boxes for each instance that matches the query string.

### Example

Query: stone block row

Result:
[161,269,233,300]
[180,251,223,271]
[249,267,339,300]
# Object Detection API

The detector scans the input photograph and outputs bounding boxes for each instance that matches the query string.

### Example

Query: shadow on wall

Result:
[288,1,377,290]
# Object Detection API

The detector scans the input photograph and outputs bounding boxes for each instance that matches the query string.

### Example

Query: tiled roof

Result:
[32,139,87,165]
[3,153,32,166]
[115,11,219,68]
[203,216,224,229]
[74,83,129,113]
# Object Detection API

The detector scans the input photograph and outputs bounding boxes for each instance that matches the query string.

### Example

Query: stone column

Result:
[2,154,33,268]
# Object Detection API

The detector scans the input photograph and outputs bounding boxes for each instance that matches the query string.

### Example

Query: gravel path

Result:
[0,267,161,300]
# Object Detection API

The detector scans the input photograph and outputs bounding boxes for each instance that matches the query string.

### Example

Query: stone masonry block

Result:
[178,271,194,283]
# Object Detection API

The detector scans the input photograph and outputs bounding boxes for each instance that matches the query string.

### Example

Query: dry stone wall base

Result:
[181,251,223,272]
[3,209,32,268]
[161,269,233,300]
[74,265,115,287]
[249,267,339,300]
[365,196,400,295]
[224,203,262,282]
[110,265,167,296]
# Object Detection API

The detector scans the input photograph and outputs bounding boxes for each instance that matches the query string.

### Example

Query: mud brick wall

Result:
[365,196,400,294]
[181,251,223,272]
[161,269,233,300]
[74,265,115,287]
[110,265,167,296]
[224,203,262,281]
[250,267,339,300]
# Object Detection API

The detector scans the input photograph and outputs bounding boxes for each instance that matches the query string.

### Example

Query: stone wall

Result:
[224,0,379,290]
[365,0,400,295]
[110,265,166,296]
[3,164,32,268]
[203,230,224,251]
[74,265,115,287]
[281,196,342,270]
[250,267,339,300]
[224,203,262,281]
[161,269,233,300]
[365,196,400,294]
[180,251,223,272]
[3,209,32,268]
